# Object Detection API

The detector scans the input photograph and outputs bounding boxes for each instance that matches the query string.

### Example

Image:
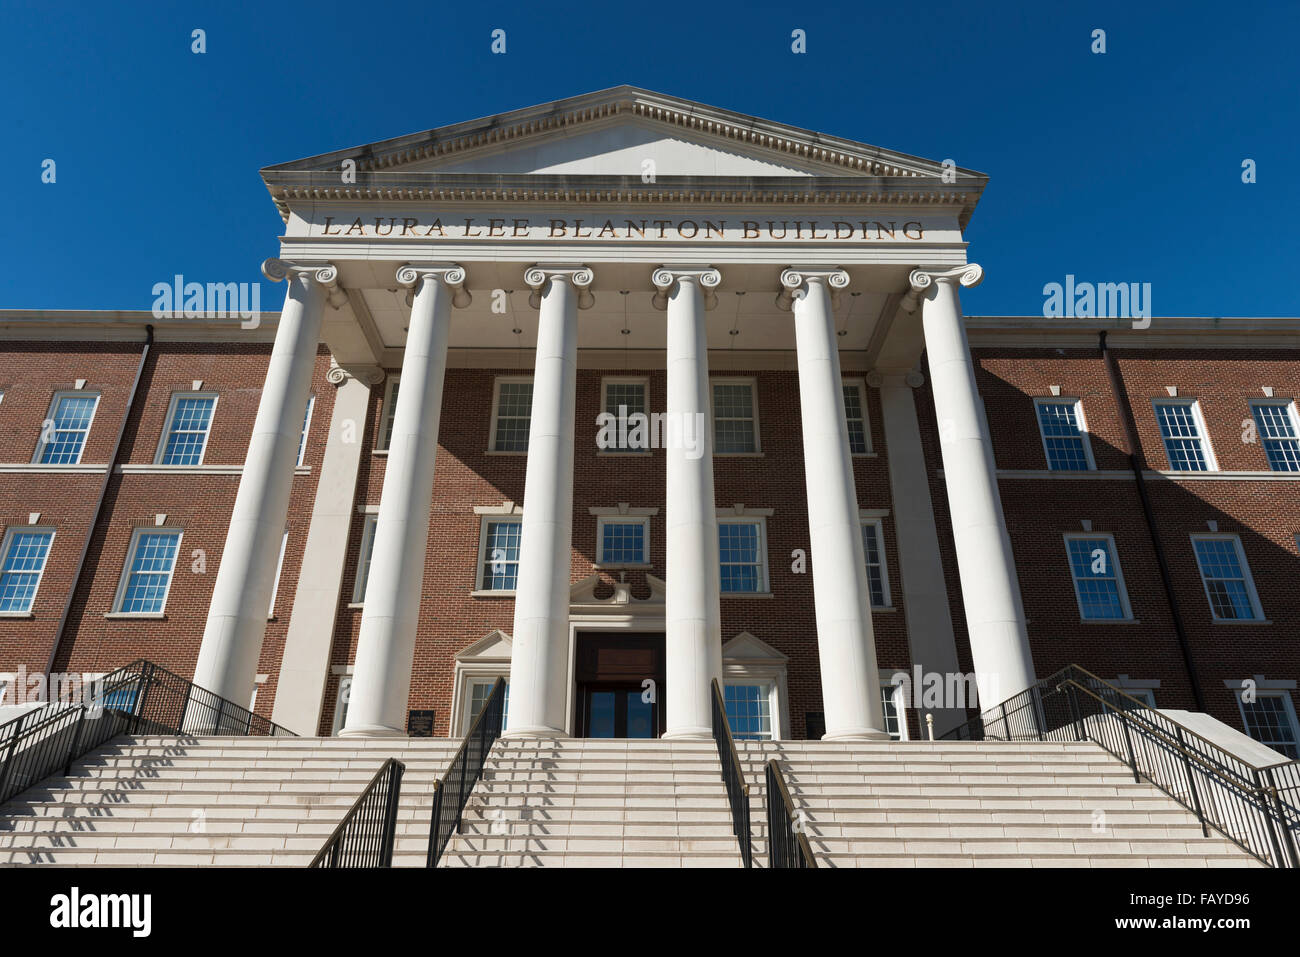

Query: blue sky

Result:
[3,0,1297,316]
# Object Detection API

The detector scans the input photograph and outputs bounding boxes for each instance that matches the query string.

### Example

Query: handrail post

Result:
[999,703,1011,741]
[0,711,29,799]
[1254,767,1288,868]
[381,761,403,867]
[1030,686,1044,741]
[1065,682,1085,742]
[130,664,151,733]
[1117,709,1140,783]
[1262,766,1299,869]
[177,683,192,732]
[64,706,87,776]
[1173,726,1208,837]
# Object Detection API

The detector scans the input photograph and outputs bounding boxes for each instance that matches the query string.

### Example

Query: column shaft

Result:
[342,271,454,736]
[505,271,582,737]
[916,269,1035,707]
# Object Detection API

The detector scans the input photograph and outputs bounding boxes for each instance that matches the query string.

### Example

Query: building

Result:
[1,87,1297,757]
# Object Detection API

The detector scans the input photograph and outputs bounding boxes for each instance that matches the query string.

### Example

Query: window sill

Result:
[1210,618,1273,625]
[103,612,166,620]
[716,452,764,458]
[470,590,516,598]
[596,450,654,457]
[347,602,363,610]
[721,591,773,599]
[593,563,652,571]
[484,450,528,457]
[871,606,898,613]
[1078,618,1141,624]
[851,452,879,458]
[372,450,388,456]
[0,611,34,619]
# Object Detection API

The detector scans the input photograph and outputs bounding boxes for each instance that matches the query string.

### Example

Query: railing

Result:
[765,759,818,868]
[426,676,506,867]
[309,758,405,868]
[0,659,294,807]
[710,678,752,868]
[940,663,1300,868]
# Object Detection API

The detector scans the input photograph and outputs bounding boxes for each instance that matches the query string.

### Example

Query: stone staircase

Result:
[0,735,1261,867]
[737,740,1257,868]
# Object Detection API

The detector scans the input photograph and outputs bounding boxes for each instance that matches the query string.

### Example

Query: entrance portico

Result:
[198,87,1037,740]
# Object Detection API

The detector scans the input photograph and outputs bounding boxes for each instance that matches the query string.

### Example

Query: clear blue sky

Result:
[3,0,1297,317]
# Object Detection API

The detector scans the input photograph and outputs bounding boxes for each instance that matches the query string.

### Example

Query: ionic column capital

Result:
[902,264,984,312]
[525,264,595,309]
[776,266,850,311]
[651,265,722,311]
[397,262,471,308]
[867,369,925,389]
[262,259,347,308]
[326,362,385,387]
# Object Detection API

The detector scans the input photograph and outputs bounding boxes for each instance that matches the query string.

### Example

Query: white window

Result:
[463,677,510,732]
[1191,535,1264,621]
[331,676,352,735]
[113,529,182,614]
[723,682,773,740]
[596,516,650,566]
[352,514,379,604]
[376,376,400,451]
[842,379,871,454]
[478,517,522,591]
[1251,401,1300,472]
[859,520,891,608]
[1123,688,1157,708]
[1063,534,1133,620]
[718,517,768,593]
[1035,399,1095,471]
[1236,691,1299,760]
[712,379,759,454]
[35,392,100,464]
[1154,400,1215,471]
[489,377,533,452]
[156,393,217,465]
[601,377,650,452]
[881,683,908,741]
[0,528,55,614]
[297,394,315,467]
[268,529,289,617]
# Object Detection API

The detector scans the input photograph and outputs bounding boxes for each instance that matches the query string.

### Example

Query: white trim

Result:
[1152,398,1218,472]
[710,376,761,455]
[488,375,533,453]
[717,514,769,594]
[111,527,182,615]
[841,377,873,454]
[595,515,651,568]
[33,391,101,465]
[473,501,522,515]
[297,393,316,467]
[588,504,659,517]
[351,514,378,604]
[1189,533,1265,622]
[154,392,218,466]
[720,631,790,740]
[1062,532,1135,622]
[267,528,289,618]
[0,526,56,614]
[1033,397,1097,471]
[117,464,311,476]
[376,375,400,451]
[476,514,523,592]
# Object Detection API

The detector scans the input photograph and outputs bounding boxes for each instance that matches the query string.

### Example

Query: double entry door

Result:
[575,633,666,739]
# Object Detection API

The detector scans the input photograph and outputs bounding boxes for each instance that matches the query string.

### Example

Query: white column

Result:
[780,267,890,741]
[653,266,724,740]
[504,265,592,737]
[907,264,1035,707]
[342,264,468,737]
[194,260,341,707]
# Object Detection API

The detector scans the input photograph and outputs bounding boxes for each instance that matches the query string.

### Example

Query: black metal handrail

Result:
[426,677,506,867]
[0,659,294,807]
[940,663,1300,867]
[765,758,817,868]
[710,678,752,868]
[309,758,405,868]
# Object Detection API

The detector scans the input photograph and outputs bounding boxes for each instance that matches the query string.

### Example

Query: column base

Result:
[500,726,569,740]
[663,727,713,740]
[338,723,407,738]
[822,728,895,742]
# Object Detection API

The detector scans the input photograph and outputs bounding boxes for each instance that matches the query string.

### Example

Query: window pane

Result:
[494,383,533,451]
[843,384,867,454]
[1252,403,1300,472]
[0,530,54,612]
[1241,696,1299,759]
[1156,403,1208,471]
[40,394,98,464]
[1037,402,1090,470]
[161,396,215,465]
[604,383,647,416]
[468,680,510,730]
[482,521,521,589]
[1193,538,1257,620]
[600,522,645,564]
[1066,538,1126,619]
[880,686,901,740]
[713,384,756,453]
[297,395,314,466]
[379,380,400,450]
[724,683,772,740]
[861,523,887,607]
[119,532,180,613]
[719,522,762,592]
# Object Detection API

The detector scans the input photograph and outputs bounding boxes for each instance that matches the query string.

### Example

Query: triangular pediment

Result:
[721,631,788,662]
[456,629,512,662]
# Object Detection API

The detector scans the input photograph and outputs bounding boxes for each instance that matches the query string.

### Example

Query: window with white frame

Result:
[297,394,315,467]
[35,392,100,464]
[1154,400,1214,471]
[478,518,522,591]
[860,520,891,608]
[1237,691,1299,759]
[1191,535,1263,621]
[0,528,55,614]
[464,677,510,732]
[113,529,182,614]
[712,380,758,453]
[156,393,217,465]
[268,529,288,617]
[376,377,400,451]
[718,518,768,593]
[490,378,533,452]
[724,683,773,740]
[602,378,649,451]
[1122,687,1157,708]
[596,516,649,566]
[881,683,907,741]
[842,380,871,454]
[1035,399,1095,471]
[352,514,378,603]
[1251,401,1300,472]
[1063,534,1133,620]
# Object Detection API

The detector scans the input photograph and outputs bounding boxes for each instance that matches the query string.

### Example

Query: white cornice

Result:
[965,315,1300,349]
